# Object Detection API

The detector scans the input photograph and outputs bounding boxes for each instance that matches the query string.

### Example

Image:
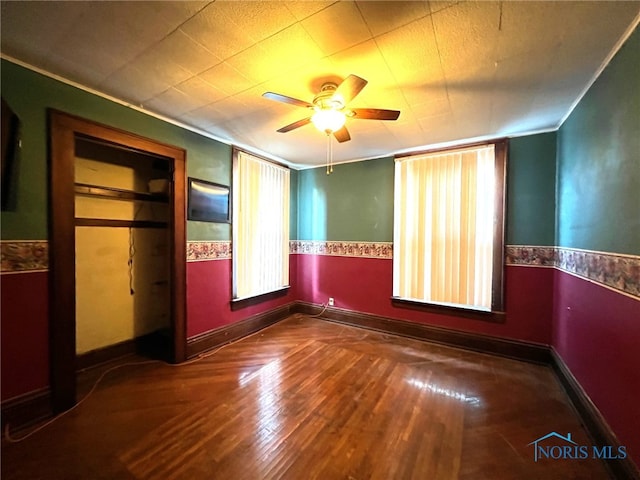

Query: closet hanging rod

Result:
[75,183,169,203]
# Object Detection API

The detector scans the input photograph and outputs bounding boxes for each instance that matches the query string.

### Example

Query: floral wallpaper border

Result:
[505,245,639,298]
[290,240,393,259]
[1,241,49,273]
[186,241,232,261]
[504,245,557,267]
[555,247,639,298]
[2,240,637,298]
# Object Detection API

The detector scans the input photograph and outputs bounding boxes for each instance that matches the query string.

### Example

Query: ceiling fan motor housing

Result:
[313,83,344,111]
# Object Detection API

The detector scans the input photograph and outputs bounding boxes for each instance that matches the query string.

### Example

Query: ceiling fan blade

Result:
[277,117,312,133]
[333,125,351,143]
[334,74,368,104]
[263,92,313,109]
[351,108,401,121]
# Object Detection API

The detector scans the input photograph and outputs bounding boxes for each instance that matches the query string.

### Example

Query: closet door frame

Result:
[48,110,187,413]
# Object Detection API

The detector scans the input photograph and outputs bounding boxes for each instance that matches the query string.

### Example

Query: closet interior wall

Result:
[74,138,171,356]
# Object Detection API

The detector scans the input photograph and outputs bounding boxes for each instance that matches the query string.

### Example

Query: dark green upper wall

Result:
[289,168,298,240]
[507,132,557,246]
[557,28,639,255]
[296,157,395,242]
[296,134,557,244]
[1,59,231,241]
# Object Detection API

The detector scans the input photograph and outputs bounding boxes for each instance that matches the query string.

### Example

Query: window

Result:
[393,141,506,313]
[232,149,290,301]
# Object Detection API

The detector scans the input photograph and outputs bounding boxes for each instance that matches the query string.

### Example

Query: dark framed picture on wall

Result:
[187,177,231,223]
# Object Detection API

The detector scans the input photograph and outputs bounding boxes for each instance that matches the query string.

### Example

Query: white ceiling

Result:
[1,1,639,168]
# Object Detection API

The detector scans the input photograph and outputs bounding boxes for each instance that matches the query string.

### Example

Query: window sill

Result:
[391,296,506,323]
[231,286,289,311]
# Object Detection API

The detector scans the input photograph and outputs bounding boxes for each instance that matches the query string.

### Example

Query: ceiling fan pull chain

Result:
[330,135,334,173]
[326,133,331,175]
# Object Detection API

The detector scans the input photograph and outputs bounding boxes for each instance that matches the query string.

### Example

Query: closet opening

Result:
[49,111,186,413]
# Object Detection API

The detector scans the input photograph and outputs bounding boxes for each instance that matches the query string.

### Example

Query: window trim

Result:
[231,147,290,305]
[393,139,508,317]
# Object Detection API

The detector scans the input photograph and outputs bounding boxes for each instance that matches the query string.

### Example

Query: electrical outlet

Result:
[328,297,334,306]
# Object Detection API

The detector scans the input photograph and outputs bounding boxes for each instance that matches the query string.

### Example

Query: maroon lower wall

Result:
[1,272,49,401]
[295,254,553,345]
[553,269,640,467]
[186,255,298,338]
[0,255,299,402]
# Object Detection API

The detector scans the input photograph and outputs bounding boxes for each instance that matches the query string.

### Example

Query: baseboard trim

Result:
[186,302,295,358]
[1,387,52,433]
[294,301,550,364]
[551,348,640,480]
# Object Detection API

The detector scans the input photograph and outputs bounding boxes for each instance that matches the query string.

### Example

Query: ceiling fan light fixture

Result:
[311,108,346,134]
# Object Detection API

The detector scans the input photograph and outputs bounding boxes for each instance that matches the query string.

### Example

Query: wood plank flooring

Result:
[2,315,612,479]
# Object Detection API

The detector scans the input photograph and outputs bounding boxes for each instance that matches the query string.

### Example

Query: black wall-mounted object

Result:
[187,177,230,223]
[1,97,20,210]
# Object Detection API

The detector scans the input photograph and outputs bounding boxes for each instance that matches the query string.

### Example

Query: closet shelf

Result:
[75,183,169,203]
[75,218,168,229]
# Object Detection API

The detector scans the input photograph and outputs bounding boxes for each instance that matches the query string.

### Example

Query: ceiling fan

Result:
[262,74,400,143]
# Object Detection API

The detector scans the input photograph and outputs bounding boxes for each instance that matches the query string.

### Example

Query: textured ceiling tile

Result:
[0,1,88,57]
[301,1,372,56]
[388,117,427,150]
[37,53,111,91]
[145,88,195,118]
[117,2,202,41]
[224,44,271,85]
[407,89,451,119]
[49,12,140,76]
[543,5,640,77]
[208,96,249,120]
[55,2,182,60]
[416,111,458,143]
[496,2,568,60]
[228,24,324,84]
[215,1,298,44]
[492,47,549,89]
[183,103,224,128]
[199,62,256,97]
[146,1,210,27]
[428,1,458,15]
[284,1,335,21]
[179,2,257,61]
[175,76,228,106]
[529,88,578,127]
[102,65,171,105]
[483,52,545,132]
[432,2,501,82]
[154,30,222,76]
[375,15,442,87]
[448,89,495,139]
[230,107,285,137]
[133,48,194,96]
[356,0,429,37]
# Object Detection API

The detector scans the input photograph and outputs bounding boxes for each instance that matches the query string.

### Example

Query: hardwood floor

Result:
[2,315,612,479]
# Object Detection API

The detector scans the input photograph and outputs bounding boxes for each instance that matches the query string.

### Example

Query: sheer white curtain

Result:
[233,151,289,300]
[393,145,495,310]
